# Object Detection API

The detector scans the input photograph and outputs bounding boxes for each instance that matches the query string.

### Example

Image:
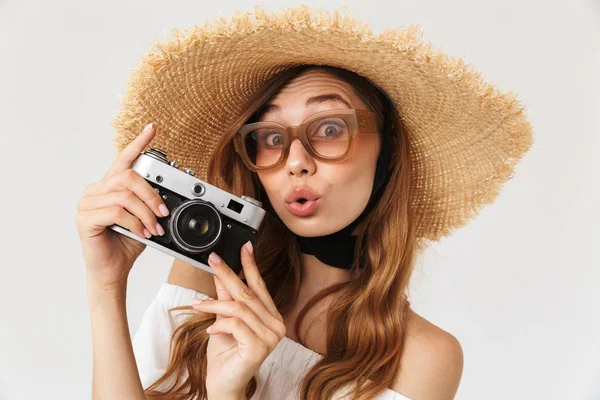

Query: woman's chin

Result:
[283,218,343,238]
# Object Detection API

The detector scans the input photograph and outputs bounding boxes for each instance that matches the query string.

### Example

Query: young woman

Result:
[77,6,533,400]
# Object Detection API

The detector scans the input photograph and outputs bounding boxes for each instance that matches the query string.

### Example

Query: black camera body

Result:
[108,148,266,275]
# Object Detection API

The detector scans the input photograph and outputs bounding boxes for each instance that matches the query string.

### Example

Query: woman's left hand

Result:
[192,241,286,400]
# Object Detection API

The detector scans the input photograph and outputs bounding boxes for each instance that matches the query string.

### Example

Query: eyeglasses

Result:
[233,108,379,172]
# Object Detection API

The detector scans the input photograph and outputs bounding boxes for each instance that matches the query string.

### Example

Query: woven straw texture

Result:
[112,4,534,242]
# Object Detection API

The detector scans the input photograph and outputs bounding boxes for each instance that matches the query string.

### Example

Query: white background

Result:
[0,0,598,399]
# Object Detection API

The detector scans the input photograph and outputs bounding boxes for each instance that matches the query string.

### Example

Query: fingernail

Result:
[143,229,152,239]
[142,123,154,134]
[245,240,253,254]
[209,252,221,264]
[156,223,165,236]
[159,203,170,217]
[191,298,204,305]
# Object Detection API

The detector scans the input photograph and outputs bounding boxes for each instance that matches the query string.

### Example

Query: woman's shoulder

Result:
[391,307,464,399]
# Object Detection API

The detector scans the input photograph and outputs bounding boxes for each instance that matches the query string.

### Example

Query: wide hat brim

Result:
[112,4,534,243]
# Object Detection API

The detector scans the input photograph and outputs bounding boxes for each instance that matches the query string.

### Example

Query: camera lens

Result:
[169,200,222,253]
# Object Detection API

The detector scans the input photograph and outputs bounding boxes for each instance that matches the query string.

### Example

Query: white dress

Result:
[132,283,412,400]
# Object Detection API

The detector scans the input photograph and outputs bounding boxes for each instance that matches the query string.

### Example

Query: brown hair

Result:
[145,65,421,400]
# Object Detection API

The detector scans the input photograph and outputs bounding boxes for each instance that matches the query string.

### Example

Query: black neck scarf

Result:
[254,130,393,270]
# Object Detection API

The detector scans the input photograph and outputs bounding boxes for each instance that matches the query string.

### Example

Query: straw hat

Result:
[111,4,534,242]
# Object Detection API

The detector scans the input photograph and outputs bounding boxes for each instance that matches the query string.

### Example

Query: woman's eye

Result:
[257,131,283,146]
[311,118,347,139]
[321,125,339,137]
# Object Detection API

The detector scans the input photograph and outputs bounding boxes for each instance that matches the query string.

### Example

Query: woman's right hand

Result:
[76,123,170,290]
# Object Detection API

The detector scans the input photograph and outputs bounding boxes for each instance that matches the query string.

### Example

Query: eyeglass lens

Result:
[243,116,350,168]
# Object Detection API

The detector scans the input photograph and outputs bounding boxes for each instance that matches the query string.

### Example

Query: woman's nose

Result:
[285,138,315,174]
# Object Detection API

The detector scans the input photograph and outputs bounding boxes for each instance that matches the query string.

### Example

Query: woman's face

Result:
[255,69,381,237]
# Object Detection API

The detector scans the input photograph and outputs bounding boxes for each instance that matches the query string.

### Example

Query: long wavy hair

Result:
[145,64,422,400]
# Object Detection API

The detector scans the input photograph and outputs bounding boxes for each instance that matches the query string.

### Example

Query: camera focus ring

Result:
[168,199,223,254]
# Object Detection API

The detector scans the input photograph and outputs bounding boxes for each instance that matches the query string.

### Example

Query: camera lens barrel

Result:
[168,199,223,253]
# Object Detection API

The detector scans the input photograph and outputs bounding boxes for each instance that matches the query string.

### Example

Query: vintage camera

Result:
[108,147,266,276]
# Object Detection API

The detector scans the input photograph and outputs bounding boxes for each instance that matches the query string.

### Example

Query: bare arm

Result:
[87,278,146,400]
[86,259,221,400]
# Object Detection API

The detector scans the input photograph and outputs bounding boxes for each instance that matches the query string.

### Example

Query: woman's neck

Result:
[281,253,356,354]
[298,253,356,300]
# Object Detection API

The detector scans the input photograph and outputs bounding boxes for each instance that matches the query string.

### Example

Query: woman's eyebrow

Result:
[260,93,353,115]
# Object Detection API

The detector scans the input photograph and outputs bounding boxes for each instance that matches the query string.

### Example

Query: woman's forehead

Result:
[260,71,365,117]
[260,93,353,116]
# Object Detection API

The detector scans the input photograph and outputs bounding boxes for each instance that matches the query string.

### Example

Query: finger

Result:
[76,206,148,239]
[77,190,163,236]
[213,275,233,321]
[208,252,285,337]
[207,317,268,361]
[239,241,281,320]
[83,169,168,221]
[105,123,156,180]
[192,300,281,346]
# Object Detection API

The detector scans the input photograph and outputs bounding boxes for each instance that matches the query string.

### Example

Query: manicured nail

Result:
[191,298,204,305]
[159,203,170,217]
[143,229,152,239]
[156,223,165,236]
[209,252,221,264]
[142,123,154,134]
[245,240,253,254]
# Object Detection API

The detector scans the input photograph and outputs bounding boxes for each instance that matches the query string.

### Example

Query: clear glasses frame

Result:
[233,108,379,172]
